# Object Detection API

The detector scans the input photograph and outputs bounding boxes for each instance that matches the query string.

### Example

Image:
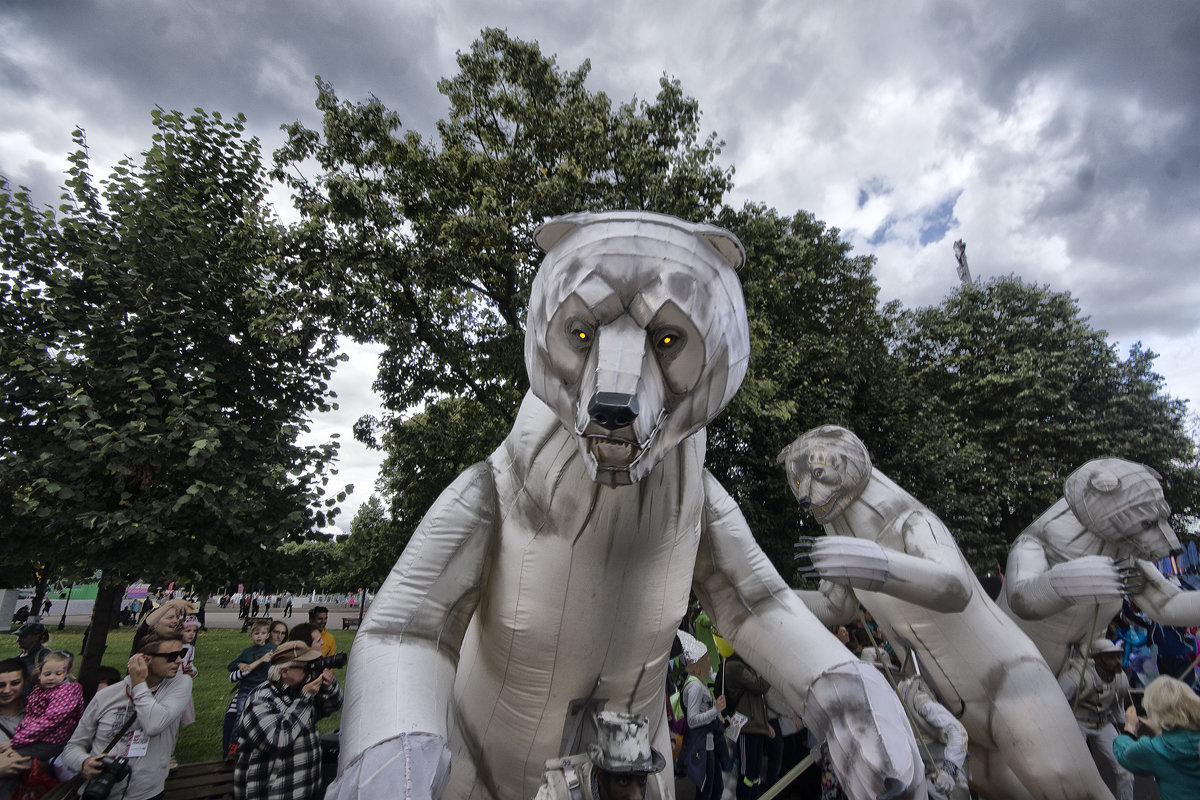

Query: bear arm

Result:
[336,462,496,784]
[1004,539,1122,618]
[694,473,925,800]
[792,581,858,626]
[1133,559,1200,626]
[1004,536,1073,619]
[874,510,972,612]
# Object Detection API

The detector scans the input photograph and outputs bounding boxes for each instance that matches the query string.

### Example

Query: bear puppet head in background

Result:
[1064,458,1181,560]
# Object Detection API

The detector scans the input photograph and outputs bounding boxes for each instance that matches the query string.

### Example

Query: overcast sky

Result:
[4,1,1198,532]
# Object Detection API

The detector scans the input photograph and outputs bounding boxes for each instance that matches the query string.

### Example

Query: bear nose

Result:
[798,497,812,510]
[588,392,640,430]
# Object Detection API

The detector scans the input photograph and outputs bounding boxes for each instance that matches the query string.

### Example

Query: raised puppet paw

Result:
[798,536,889,591]
[1046,555,1124,601]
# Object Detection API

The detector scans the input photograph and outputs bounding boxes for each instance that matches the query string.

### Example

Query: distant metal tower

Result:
[953,239,973,286]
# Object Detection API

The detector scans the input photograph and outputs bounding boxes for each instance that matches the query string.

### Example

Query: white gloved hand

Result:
[809,536,889,591]
[932,770,956,795]
[1045,556,1124,601]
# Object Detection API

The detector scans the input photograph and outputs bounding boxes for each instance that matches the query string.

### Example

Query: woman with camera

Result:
[233,641,342,800]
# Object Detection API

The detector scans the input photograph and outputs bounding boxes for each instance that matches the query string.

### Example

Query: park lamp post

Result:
[57,583,73,630]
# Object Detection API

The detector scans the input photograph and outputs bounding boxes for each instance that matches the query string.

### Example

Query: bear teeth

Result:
[589,438,638,466]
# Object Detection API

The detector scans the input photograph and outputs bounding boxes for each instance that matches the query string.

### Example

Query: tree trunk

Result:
[29,569,49,622]
[78,576,123,700]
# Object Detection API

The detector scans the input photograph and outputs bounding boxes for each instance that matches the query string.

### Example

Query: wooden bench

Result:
[341,617,361,630]
[164,759,235,800]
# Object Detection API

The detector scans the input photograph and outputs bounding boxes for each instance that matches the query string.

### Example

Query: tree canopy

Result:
[0,109,346,674]
[703,204,919,573]
[274,28,734,553]
[273,27,732,422]
[891,277,1200,568]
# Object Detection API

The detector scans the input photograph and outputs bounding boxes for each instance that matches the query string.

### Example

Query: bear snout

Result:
[587,392,640,430]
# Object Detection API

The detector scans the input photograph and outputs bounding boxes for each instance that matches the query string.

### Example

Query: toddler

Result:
[222,618,275,757]
[9,651,84,762]
[180,615,200,678]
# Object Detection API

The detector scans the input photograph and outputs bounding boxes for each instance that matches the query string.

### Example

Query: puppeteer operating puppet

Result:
[328,212,925,800]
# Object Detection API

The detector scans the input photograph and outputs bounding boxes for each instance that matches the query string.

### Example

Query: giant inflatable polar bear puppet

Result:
[1000,457,1194,674]
[330,212,924,800]
[779,425,1116,800]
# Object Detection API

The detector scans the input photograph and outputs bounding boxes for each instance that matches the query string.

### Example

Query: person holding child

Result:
[130,599,191,656]
[222,618,276,758]
[0,659,30,800]
[7,650,84,765]
[268,621,288,649]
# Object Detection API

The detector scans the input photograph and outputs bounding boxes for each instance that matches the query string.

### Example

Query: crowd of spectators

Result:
[6,586,1199,800]
[1,603,344,800]
[665,600,1200,800]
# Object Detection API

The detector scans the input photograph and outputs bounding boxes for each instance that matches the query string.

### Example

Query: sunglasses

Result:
[148,650,185,662]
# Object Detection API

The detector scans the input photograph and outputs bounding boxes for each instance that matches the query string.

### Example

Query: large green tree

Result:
[275,28,733,551]
[0,109,344,679]
[703,205,933,576]
[893,277,1200,568]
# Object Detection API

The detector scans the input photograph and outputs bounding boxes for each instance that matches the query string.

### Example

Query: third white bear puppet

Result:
[1000,457,1193,673]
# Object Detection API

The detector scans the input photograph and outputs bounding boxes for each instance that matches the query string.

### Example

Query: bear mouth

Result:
[588,437,640,466]
[579,409,669,481]
[808,494,841,523]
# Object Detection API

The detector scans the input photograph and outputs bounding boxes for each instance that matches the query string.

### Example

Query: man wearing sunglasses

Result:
[62,633,193,800]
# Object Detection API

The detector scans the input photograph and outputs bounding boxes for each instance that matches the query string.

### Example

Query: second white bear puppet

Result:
[780,425,1116,800]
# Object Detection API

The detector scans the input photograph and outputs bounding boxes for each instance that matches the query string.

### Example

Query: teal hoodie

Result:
[1113,727,1200,800]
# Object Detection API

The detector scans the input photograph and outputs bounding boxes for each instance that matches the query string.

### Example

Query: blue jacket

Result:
[1113,727,1200,800]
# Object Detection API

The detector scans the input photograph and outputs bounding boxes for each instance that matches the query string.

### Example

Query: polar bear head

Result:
[776,425,873,523]
[1064,458,1181,559]
[526,211,750,487]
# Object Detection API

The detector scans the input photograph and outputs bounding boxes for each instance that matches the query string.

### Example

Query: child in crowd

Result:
[180,616,200,678]
[222,618,275,757]
[177,616,200,726]
[8,651,84,763]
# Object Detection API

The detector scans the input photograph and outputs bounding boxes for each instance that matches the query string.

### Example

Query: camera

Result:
[82,755,132,800]
[305,652,348,679]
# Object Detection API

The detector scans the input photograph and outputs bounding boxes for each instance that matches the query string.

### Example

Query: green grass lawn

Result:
[7,625,356,765]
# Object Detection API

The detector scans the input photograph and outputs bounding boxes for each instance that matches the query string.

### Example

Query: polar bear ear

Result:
[534,218,581,252]
[696,226,745,270]
[1088,470,1121,494]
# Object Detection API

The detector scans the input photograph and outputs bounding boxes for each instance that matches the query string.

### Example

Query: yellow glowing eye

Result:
[813,468,825,479]
[661,335,672,345]
[578,331,588,340]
